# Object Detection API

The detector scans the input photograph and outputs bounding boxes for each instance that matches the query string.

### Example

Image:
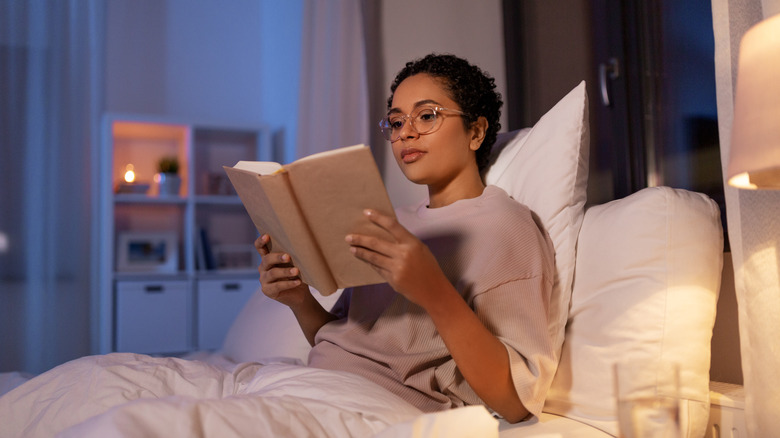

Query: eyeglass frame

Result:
[378,105,468,142]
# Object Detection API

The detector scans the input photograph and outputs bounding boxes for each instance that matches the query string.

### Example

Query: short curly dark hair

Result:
[387,53,503,172]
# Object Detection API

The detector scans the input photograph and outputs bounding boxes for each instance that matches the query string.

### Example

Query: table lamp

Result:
[728,13,780,189]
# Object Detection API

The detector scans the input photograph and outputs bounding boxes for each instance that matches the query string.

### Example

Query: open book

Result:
[223,144,395,295]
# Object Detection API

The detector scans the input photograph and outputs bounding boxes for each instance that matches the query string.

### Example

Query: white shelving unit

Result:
[95,114,272,354]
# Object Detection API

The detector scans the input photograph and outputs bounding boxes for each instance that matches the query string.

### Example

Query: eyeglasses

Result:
[378,105,467,142]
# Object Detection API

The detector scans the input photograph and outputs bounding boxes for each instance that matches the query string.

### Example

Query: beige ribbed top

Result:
[308,185,556,417]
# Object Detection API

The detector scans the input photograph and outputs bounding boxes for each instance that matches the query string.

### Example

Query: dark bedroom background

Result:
[503,0,723,238]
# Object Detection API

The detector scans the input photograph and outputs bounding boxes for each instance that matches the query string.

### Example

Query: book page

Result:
[223,166,337,294]
[285,145,394,289]
[233,160,283,175]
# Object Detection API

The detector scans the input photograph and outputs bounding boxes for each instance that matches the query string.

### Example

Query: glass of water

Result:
[614,360,681,438]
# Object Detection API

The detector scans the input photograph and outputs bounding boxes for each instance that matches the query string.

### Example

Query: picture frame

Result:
[116,231,179,273]
[212,243,258,271]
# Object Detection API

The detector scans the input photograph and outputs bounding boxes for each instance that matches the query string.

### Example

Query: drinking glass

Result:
[614,360,681,438]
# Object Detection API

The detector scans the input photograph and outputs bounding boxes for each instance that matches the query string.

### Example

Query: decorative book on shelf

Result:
[224,144,395,295]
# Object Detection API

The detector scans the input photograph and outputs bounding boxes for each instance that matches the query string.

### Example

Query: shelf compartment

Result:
[112,121,189,197]
[193,128,260,196]
[114,203,186,274]
[195,203,258,273]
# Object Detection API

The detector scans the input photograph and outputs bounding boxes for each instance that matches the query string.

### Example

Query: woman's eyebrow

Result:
[387,99,441,115]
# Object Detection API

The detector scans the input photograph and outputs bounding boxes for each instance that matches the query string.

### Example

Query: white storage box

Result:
[115,280,189,353]
[196,279,257,350]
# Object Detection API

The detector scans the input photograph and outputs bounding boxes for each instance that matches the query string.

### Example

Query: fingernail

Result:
[282,254,289,262]
[363,209,372,216]
[345,235,352,243]
[290,267,298,275]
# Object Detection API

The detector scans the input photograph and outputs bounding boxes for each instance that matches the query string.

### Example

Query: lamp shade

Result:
[728,13,780,189]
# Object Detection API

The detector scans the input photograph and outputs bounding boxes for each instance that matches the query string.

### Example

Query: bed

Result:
[0,82,723,437]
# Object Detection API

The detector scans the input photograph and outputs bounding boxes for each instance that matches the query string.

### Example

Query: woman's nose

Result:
[398,117,419,140]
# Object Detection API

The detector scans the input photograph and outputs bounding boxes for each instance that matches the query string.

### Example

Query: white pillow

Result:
[221,288,342,365]
[543,186,722,437]
[484,81,590,361]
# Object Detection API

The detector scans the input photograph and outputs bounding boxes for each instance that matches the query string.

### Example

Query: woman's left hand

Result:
[346,209,449,309]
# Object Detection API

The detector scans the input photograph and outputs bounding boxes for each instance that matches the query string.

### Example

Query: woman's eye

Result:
[389,119,404,129]
[418,111,436,122]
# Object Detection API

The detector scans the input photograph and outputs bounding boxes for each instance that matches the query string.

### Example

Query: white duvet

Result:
[0,353,498,438]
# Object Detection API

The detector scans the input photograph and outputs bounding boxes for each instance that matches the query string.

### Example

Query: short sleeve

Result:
[473,277,557,417]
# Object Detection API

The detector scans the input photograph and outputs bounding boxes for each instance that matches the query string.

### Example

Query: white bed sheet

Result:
[0,351,607,437]
[0,371,33,396]
[0,353,501,438]
[498,413,612,437]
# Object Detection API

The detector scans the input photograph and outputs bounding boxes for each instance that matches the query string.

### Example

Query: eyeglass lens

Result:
[381,107,439,141]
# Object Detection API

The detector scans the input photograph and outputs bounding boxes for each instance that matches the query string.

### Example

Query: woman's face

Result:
[388,73,480,189]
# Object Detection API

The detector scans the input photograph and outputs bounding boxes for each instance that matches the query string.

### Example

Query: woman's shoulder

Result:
[474,186,549,246]
[482,185,533,217]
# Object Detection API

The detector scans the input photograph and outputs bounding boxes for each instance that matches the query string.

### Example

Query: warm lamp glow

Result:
[124,164,136,183]
[729,172,758,189]
[728,13,780,189]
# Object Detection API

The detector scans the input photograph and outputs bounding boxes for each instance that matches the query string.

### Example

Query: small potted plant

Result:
[155,156,181,196]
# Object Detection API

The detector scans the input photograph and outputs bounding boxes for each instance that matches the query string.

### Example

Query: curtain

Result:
[0,0,104,374]
[295,0,370,159]
[712,0,780,435]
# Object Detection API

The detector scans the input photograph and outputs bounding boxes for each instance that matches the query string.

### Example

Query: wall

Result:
[516,1,593,126]
[105,1,167,114]
[105,0,302,158]
[164,2,264,123]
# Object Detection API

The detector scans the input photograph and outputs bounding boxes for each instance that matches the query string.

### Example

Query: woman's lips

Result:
[400,148,426,163]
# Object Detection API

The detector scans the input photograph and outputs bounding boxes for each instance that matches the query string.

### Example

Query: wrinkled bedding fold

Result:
[0,353,498,438]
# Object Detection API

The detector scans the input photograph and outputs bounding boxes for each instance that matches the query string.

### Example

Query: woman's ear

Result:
[469,116,488,151]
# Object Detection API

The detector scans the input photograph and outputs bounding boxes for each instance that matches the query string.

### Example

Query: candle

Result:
[116,163,150,194]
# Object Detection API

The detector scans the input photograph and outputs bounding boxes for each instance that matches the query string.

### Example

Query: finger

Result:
[349,244,393,272]
[254,234,271,255]
[263,265,301,283]
[260,252,293,270]
[346,233,394,258]
[262,278,302,298]
[363,209,408,241]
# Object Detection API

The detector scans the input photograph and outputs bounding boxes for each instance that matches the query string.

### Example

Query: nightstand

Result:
[706,381,746,438]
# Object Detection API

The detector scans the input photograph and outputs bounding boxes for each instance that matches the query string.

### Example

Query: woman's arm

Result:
[289,292,339,346]
[346,210,529,423]
[255,235,338,345]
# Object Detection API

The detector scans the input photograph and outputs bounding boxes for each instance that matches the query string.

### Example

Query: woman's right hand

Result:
[255,234,338,346]
[255,234,311,307]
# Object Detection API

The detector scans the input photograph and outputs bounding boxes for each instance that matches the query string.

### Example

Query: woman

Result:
[256,54,555,423]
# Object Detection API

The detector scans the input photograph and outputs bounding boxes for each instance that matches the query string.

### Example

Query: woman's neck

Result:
[427,172,486,208]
